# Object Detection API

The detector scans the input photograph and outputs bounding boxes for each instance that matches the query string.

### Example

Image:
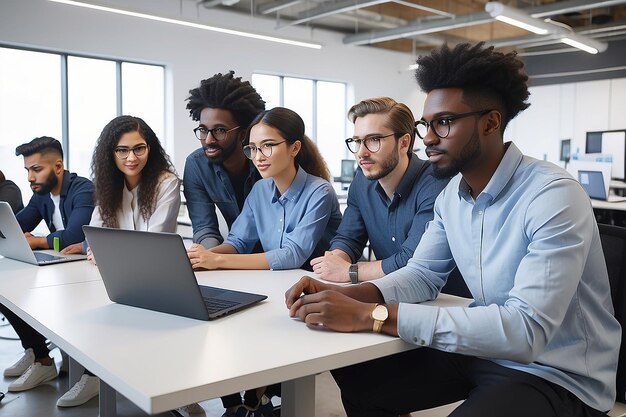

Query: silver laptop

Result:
[578,170,626,202]
[0,201,87,265]
[82,226,267,321]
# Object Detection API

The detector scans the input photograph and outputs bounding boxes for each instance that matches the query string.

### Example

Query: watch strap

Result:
[348,263,358,284]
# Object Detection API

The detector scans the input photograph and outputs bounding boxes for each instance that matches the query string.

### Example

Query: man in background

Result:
[184,70,265,249]
[0,169,23,213]
[1,136,94,393]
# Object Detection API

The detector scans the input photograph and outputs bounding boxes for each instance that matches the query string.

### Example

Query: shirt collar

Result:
[458,141,520,202]
[272,165,307,203]
[375,153,426,205]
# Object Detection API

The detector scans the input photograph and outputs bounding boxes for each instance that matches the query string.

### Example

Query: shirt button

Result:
[478,210,483,215]
[391,237,395,242]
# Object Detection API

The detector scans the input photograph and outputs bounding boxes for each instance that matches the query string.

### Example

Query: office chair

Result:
[599,224,626,417]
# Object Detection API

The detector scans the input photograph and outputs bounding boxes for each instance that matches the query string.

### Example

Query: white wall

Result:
[0,0,424,174]
[506,77,626,165]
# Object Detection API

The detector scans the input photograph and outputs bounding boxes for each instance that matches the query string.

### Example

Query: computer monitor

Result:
[333,159,356,186]
[586,132,603,154]
[584,130,626,180]
[341,159,356,178]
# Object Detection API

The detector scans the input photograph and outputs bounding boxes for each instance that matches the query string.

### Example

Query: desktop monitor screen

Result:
[341,159,356,178]
[586,132,603,154]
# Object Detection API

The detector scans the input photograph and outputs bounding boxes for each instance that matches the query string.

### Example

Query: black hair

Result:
[415,42,530,131]
[91,115,177,228]
[15,136,64,159]
[246,107,331,182]
[186,71,266,129]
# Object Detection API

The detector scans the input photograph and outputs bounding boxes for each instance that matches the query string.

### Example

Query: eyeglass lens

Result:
[114,144,148,159]
[194,126,239,141]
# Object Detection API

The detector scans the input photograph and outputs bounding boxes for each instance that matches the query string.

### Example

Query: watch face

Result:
[372,305,388,321]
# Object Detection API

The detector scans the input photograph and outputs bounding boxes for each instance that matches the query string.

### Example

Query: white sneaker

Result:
[3,348,35,377]
[177,402,205,415]
[8,362,58,392]
[56,374,100,407]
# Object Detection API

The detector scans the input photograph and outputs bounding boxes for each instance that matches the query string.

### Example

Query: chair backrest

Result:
[598,223,626,402]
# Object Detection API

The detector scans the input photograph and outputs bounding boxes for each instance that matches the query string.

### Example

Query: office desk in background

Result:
[591,198,626,227]
[0,258,470,417]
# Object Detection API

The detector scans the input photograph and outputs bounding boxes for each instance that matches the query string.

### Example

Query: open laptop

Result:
[82,226,267,321]
[0,201,87,265]
[578,170,626,202]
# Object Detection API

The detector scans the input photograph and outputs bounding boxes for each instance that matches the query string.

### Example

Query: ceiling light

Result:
[485,1,608,54]
[47,0,322,49]
[485,2,551,35]
[561,35,606,54]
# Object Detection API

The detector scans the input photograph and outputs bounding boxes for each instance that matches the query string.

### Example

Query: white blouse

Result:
[90,172,181,233]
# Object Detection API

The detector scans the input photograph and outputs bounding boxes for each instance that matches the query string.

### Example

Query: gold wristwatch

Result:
[371,304,388,333]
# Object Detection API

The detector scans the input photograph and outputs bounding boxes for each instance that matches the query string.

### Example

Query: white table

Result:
[591,199,626,211]
[0,257,468,416]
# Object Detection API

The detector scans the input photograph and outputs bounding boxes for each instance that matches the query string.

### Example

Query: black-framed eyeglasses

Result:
[193,125,240,141]
[416,109,493,139]
[345,133,395,154]
[114,144,149,160]
[243,141,287,159]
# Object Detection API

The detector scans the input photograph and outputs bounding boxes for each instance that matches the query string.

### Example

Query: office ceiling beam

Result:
[344,11,492,46]
[282,0,389,27]
[257,0,303,15]
[343,0,626,46]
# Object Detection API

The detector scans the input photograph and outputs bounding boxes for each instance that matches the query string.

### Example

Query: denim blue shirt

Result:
[183,148,261,248]
[330,154,448,274]
[373,142,620,411]
[16,170,94,249]
[226,166,342,270]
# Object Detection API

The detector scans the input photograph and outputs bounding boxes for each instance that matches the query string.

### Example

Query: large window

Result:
[0,46,165,202]
[251,74,348,177]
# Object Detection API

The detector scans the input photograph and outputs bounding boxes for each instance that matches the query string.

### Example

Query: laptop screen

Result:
[578,170,606,200]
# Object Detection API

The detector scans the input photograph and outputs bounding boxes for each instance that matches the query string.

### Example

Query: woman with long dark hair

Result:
[60,115,180,408]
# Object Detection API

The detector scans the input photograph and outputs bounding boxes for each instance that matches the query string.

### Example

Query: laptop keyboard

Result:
[203,297,238,313]
[34,252,64,262]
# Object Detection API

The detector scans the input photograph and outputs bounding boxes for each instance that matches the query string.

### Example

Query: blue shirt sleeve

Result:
[16,197,44,233]
[380,172,447,274]
[264,182,336,270]
[225,196,260,254]
[183,156,223,249]
[328,176,369,262]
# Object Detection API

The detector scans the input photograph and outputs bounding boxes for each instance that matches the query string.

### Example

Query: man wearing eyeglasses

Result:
[0,136,94,393]
[310,96,448,284]
[287,43,618,417]
[183,71,265,249]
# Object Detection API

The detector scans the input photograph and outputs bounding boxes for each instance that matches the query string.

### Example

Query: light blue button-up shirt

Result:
[373,142,620,411]
[226,166,342,270]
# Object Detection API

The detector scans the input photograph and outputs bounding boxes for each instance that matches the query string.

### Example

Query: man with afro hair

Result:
[285,43,618,417]
[184,71,265,249]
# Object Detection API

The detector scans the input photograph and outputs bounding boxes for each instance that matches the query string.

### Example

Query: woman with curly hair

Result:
[58,116,180,408]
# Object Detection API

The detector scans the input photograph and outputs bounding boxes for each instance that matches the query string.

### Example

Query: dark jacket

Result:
[16,170,94,249]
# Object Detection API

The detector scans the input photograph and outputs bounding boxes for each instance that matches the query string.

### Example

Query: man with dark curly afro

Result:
[286,42,618,417]
[183,71,265,249]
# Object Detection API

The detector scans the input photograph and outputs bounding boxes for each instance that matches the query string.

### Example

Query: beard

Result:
[362,141,400,181]
[432,127,481,180]
[32,170,59,195]
[203,137,239,164]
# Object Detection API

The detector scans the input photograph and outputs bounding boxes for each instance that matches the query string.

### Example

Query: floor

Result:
[0,315,459,417]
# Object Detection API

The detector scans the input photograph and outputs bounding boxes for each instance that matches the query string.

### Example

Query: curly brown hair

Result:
[91,116,177,228]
